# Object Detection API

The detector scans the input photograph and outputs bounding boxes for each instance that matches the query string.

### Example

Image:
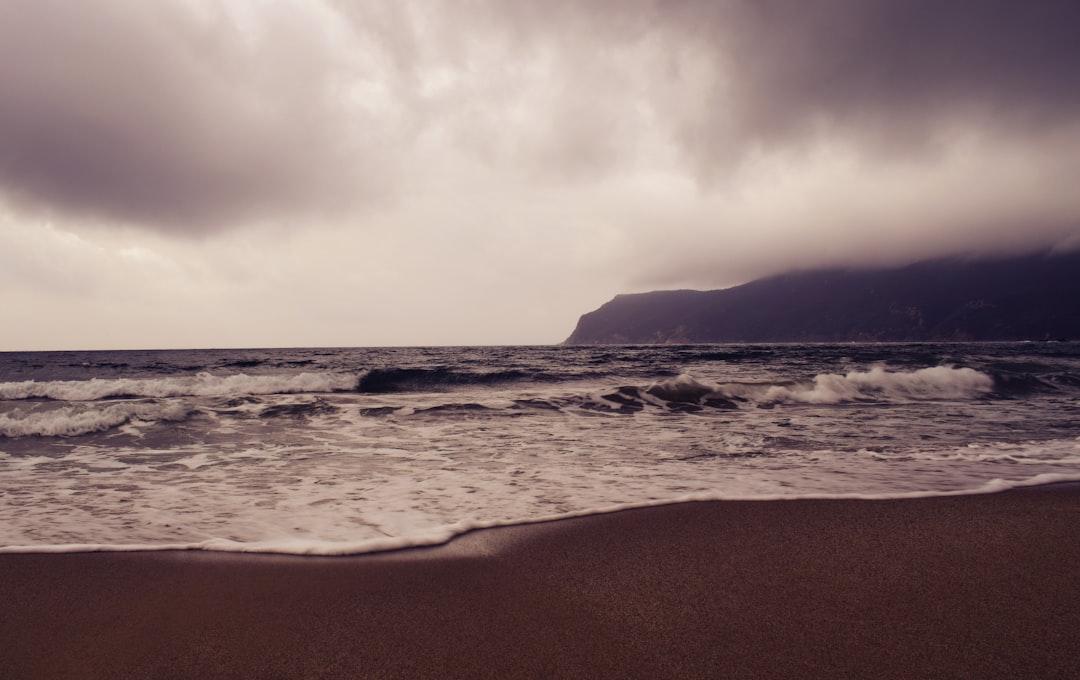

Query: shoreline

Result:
[5,475,1080,557]
[3,488,1079,678]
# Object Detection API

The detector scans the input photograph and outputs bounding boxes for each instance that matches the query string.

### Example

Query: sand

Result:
[2,487,1079,679]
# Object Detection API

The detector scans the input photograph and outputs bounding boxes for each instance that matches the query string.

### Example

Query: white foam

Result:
[758,366,993,404]
[0,401,192,437]
[640,366,995,408]
[0,361,1074,557]
[2,473,1078,556]
[0,371,358,402]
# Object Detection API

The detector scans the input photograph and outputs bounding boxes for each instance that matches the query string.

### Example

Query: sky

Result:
[2,0,1079,350]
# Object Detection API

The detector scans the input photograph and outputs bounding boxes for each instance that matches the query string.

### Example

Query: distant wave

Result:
[0,394,346,437]
[352,366,1001,419]
[356,367,543,393]
[0,402,193,437]
[986,369,1080,396]
[0,372,358,402]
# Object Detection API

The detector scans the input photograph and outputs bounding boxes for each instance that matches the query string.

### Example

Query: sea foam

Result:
[641,366,995,408]
[762,366,995,404]
[0,371,358,401]
[2,472,1078,556]
[0,401,192,437]
[2,344,1077,556]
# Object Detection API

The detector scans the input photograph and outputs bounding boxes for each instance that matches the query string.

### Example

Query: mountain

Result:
[565,252,1080,344]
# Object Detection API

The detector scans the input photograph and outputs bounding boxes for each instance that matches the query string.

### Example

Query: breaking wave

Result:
[0,372,358,402]
[755,366,995,404]
[354,366,1001,419]
[0,401,193,437]
[585,366,996,414]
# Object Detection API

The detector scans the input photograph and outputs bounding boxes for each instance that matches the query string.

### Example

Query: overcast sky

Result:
[3,0,1079,349]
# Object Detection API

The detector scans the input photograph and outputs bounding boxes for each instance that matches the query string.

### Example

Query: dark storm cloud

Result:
[5,0,1080,349]
[0,0,384,233]
[333,0,1080,186]
[3,0,1079,243]
[449,0,1080,281]
[675,0,1080,169]
[462,0,1080,172]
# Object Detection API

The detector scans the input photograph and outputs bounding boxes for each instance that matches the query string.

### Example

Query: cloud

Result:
[432,0,1080,173]
[0,0,395,234]
[2,0,1079,348]
[6,0,1077,232]
[670,0,1080,173]
[621,128,1080,289]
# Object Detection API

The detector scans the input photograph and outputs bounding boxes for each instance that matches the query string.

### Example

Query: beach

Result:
[2,486,1078,679]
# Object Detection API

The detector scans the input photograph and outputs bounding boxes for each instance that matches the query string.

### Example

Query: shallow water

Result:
[2,343,1078,554]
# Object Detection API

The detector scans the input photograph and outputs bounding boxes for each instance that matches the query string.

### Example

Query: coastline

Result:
[2,487,1078,679]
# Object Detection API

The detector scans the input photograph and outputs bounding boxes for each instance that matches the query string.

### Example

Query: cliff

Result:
[565,252,1080,344]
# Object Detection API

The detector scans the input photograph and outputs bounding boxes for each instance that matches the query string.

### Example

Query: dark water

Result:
[2,343,1078,554]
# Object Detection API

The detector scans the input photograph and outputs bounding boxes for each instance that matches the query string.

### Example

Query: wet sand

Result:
[2,487,1079,679]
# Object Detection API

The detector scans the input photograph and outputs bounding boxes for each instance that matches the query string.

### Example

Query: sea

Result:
[2,342,1079,555]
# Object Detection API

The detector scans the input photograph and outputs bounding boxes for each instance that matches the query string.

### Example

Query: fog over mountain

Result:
[2,1,1078,349]
[565,252,1080,344]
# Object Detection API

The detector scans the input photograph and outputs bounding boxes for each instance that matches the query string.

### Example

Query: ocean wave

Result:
[0,401,193,437]
[258,398,340,420]
[0,372,358,402]
[580,366,996,414]
[356,367,536,393]
[988,369,1080,396]
[756,366,995,404]
[353,367,1001,419]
